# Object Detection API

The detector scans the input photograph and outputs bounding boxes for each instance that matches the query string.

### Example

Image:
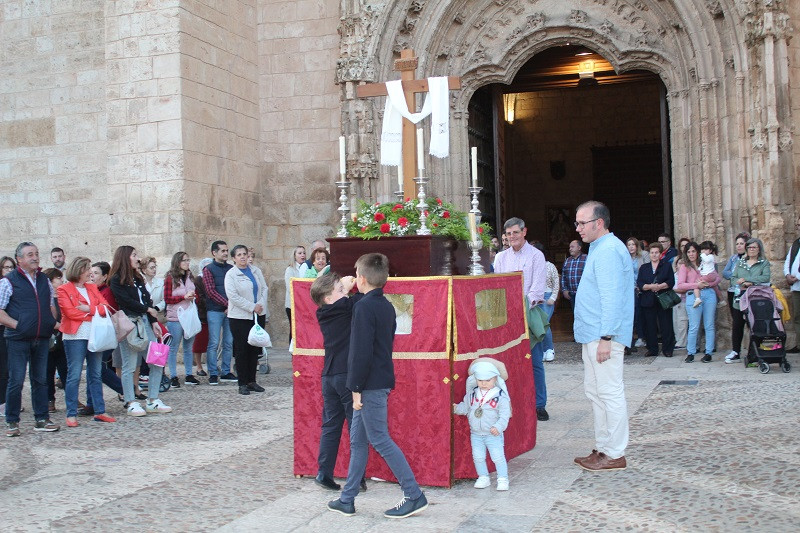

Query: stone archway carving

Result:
[336,0,795,256]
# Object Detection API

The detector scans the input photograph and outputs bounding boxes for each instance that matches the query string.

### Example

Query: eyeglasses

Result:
[574,219,598,228]
[746,245,759,250]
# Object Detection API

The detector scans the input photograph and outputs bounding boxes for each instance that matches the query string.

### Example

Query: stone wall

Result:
[257,0,341,340]
[0,0,108,262]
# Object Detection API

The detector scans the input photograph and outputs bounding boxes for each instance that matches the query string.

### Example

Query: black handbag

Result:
[657,289,681,310]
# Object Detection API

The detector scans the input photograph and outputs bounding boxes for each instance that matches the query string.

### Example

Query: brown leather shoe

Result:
[574,449,599,465]
[578,452,626,471]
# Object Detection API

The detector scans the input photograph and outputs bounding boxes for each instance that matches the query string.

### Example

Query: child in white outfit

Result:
[453,359,511,491]
[694,242,725,307]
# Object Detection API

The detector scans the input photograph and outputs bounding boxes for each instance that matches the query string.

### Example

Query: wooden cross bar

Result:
[356,49,461,198]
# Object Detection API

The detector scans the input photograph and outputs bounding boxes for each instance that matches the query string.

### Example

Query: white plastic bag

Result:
[247,312,272,348]
[177,302,202,339]
[88,308,117,352]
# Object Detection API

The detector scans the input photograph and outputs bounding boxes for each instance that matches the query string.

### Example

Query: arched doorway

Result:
[469,45,672,340]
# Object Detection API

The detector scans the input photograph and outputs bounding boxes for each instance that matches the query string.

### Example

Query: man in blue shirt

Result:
[572,201,634,472]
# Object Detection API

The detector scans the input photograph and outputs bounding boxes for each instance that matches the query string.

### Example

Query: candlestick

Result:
[416,128,424,171]
[336,180,351,238]
[339,136,346,177]
[468,213,478,243]
[469,185,482,224]
[471,146,478,188]
[414,176,431,235]
[468,239,485,276]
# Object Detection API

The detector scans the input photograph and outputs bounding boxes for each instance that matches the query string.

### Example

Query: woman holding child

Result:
[675,242,719,363]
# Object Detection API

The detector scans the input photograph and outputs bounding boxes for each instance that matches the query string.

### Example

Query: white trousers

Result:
[582,340,629,459]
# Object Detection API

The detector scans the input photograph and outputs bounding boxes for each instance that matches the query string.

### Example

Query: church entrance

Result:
[469,45,672,341]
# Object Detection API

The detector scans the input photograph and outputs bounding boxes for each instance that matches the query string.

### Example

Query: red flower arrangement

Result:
[374,212,385,222]
[380,223,391,233]
[398,217,408,227]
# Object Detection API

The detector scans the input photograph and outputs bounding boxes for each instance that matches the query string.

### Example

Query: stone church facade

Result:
[0,0,798,342]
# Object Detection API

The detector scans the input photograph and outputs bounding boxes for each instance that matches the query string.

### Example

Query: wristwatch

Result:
[600,335,612,341]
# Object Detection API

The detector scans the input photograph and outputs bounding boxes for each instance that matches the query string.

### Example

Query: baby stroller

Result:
[740,286,790,374]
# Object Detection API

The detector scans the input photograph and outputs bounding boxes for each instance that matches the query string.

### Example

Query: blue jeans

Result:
[529,334,547,408]
[686,289,717,355]
[341,389,422,504]
[318,373,353,478]
[119,321,163,403]
[5,338,49,423]
[63,339,104,417]
[471,432,508,478]
[206,310,232,376]
[86,350,123,409]
[539,291,555,353]
[166,321,195,378]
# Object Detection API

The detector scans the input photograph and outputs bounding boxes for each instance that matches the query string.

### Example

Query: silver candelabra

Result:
[336,179,351,238]
[414,176,431,235]
[469,185,482,223]
[468,185,484,275]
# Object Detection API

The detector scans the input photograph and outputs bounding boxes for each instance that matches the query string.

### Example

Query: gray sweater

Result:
[454,386,511,435]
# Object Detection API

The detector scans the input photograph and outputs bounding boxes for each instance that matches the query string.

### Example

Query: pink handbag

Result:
[145,341,170,367]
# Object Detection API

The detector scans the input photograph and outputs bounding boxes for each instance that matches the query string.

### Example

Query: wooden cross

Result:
[356,49,461,198]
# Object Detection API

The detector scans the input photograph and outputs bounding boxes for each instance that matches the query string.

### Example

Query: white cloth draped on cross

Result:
[380,76,450,166]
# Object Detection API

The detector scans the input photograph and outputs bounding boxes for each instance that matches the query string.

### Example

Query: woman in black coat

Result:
[637,242,676,357]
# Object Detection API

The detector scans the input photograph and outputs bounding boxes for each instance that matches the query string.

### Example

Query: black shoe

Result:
[645,352,658,357]
[701,354,712,363]
[247,382,265,393]
[663,353,673,358]
[170,376,181,388]
[684,355,694,363]
[629,346,638,353]
[209,375,219,385]
[327,498,355,516]
[360,478,368,492]
[238,385,250,395]
[787,346,800,354]
[384,493,428,519]
[624,347,631,355]
[220,373,238,383]
[185,375,199,385]
[314,473,340,491]
[77,406,95,417]
[536,407,549,421]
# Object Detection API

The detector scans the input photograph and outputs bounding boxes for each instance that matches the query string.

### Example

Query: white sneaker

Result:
[543,349,554,362]
[127,402,146,417]
[635,339,645,348]
[496,477,509,491]
[692,299,702,308]
[145,399,172,413]
[474,476,490,489]
[724,351,740,364]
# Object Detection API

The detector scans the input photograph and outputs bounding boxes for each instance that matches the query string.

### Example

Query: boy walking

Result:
[310,272,366,492]
[327,253,428,519]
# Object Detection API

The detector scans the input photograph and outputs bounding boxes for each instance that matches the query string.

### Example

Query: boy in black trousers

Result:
[310,272,367,493]
[327,253,428,519]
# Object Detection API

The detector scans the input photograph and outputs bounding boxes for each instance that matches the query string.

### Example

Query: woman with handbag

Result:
[164,251,200,388]
[675,242,720,363]
[57,257,115,426]
[109,246,171,417]
[722,232,751,363]
[637,242,677,357]
[224,244,269,396]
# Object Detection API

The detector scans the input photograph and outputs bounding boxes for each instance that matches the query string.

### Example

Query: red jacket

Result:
[56,282,109,335]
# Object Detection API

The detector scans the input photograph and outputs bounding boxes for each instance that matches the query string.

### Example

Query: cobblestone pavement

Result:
[2,344,799,532]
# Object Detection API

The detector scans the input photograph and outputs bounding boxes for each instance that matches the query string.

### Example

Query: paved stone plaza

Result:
[2,344,799,532]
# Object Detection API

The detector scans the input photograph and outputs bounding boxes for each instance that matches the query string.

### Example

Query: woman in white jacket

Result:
[283,246,306,343]
[224,245,269,395]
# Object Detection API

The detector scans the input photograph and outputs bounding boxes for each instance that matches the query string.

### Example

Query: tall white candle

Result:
[471,146,478,188]
[339,136,346,177]
[416,128,424,172]
[397,153,404,192]
[468,213,478,243]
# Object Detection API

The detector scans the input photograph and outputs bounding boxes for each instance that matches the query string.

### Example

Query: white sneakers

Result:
[475,476,509,491]
[543,349,555,362]
[474,476,490,489]
[724,351,740,364]
[127,402,146,417]
[145,399,172,413]
[693,298,702,308]
[635,339,645,348]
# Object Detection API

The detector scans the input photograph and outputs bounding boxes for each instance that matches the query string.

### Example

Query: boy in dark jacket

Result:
[310,272,364,492]
[326,253,428,519]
